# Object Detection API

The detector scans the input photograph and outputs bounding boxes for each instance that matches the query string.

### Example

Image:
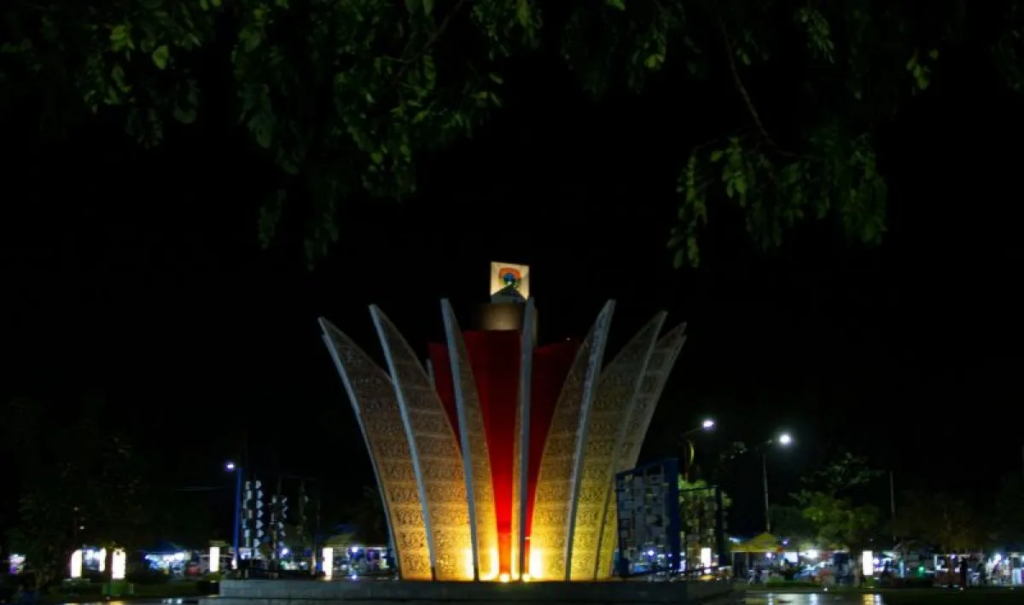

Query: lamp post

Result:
[681,418,716,481]
[226,462,242,571]
[760,433,792,534]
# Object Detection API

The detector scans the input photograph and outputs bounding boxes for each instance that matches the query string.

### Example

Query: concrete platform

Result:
[205,579,741,605]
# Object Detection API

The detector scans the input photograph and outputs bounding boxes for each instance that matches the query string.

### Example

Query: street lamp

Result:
[681,419,716,481]
[226,462,242,571]
[761,433,793,534]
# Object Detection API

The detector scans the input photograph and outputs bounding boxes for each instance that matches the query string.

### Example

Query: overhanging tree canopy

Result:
[4,0,1022,265]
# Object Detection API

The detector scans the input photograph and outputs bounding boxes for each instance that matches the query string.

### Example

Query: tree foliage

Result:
[349,485,388,545]
[790,490,879,551]
[892,490,983,553]
[770,504,815,544]
[991,476,1024,547]
[800,452,883,497]
[1,397,152,588]
[4,0,1024,265]
[788,452,882,550]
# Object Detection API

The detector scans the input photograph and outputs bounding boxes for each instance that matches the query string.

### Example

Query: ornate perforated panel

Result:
[530,302,614,581]
[319,318,432,580]
[596,323,686,578]
[511,299,536,579]
[573,313,666,580]
[371,306,474,581]
[595,499,619,579]
[441,300,500,581]
[618,323,688,472]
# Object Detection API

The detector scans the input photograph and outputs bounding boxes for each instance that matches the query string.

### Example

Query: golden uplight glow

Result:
[481,548,500,581]
[499,573,510,583]
[528,548,543,581]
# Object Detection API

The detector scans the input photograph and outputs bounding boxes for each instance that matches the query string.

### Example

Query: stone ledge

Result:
[207,579,738,605]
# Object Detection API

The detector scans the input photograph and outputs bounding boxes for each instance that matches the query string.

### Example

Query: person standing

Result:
[959,557,969,589]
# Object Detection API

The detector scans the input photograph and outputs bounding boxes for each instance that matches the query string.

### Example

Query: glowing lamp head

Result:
[778,433,793,446]
[701,419,716,430]
[225,462,237,471]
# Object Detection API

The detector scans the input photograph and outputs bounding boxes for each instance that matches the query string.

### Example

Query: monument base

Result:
[206,579,740,605]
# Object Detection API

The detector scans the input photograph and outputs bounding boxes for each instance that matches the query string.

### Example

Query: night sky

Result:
[4,35,1023,537]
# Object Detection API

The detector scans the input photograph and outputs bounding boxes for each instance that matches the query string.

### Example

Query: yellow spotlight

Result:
[499,573,510,583]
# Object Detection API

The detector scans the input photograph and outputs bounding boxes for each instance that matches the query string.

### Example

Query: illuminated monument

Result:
[319,262,687,582]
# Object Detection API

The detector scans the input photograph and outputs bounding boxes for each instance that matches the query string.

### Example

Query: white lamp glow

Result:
[69,550,83,579]
[98,548,107,573]
[700,547,712,567]
[861,550,874,577]
[322,547,334,580]
[111,549,127,580]
[209,546,221,574]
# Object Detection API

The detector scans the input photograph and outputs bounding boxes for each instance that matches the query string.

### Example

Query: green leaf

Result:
[110,25,128,43]
[606,0,626,9]
[151,45,170,70]
[516,0,531,27]
[173,105,197,124]
[423,0,434,16]
[710,150,724,162]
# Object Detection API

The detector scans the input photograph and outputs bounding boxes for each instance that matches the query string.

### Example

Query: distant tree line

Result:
[767,452,1024,554]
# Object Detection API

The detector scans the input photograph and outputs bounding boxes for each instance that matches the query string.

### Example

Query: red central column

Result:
[463,331,521,574]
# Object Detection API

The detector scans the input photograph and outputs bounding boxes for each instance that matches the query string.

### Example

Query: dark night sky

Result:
[3,33,1023,535]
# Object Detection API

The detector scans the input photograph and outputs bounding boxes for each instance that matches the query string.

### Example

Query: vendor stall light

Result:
[322,547,334,580]
[69,550,83,579]
[700,548,712,567]
[111,550,127,580]
[96,549,107,573]
[861,550,874,577]
[804,550,819,559]
[209,547,221,574]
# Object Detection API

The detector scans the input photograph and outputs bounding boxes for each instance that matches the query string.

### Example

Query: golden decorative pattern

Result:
[596,322,687,578]
[511,299,537,579]
[530,301,615,581]
[573,313,666,580]
[371,306,474,581]
[618,322,689,471]
[319,318,432,580]
[441,300,500,581]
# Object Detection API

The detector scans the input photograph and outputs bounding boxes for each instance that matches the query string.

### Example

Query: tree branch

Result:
[716,14,801,158]
[389,0,471,89]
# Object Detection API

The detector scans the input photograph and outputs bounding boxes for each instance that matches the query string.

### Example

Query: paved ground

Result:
[743,594,884,605]
[59,600,199,605]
